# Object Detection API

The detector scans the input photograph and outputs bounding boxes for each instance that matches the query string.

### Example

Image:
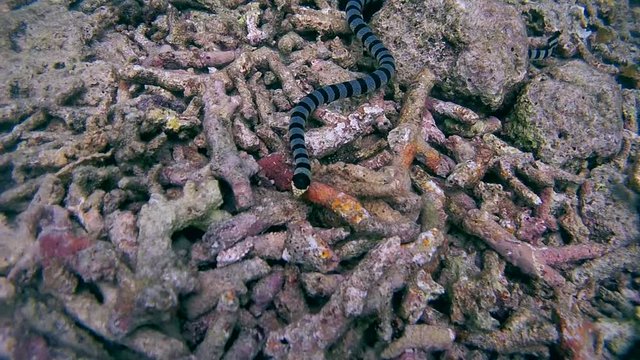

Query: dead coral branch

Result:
[202,79,260,211]
[447,192,609,288]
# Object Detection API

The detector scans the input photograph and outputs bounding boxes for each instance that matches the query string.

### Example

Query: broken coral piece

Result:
[202,79,260,211]
[184,258,271,319]
[448,191,609,288]
[192,187,308,265]
[108,173,227,336]
[381,324,455,359]
[283,220,342,273]
[265,236,406,358]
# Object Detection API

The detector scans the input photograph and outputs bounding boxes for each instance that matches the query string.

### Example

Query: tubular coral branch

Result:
[226,52,259,121]
[120,65,230,97]
[289,6,351,35]
[446,137,495,189]
[387,68,456,176]
[191,188,308,264]
[442,116,502,137]
[398,69,437,127]
[265,236,407,358]
[360,149,393,170]
[300,272,345,298]
[0,110,47,153]
[535,187,559,231]
[245,4,267,46]
[304,181,371,226]
[448,192,609,288]
[250,269,285,315]
[184,258,271,320]
[341,136,390,166]
[420,105,446,145]
[426,97,480,125]
[335,238,378,261]
[147,49,236,69]
[381,325,455,359]
[247,72,278,122]
[313,162,411,198]
[483,134,584,186]
[411,166,448,231]
[194,290,239,360]
[558,202,590,244]
[388,123,454,177]
[283,220,341,273]
[251,232,289,260]
[495,158,542,207]
[252,47,307,103]
[273,266,309,323]
[399,268,445,324]
[202,79,260,211]
[305,100,387,158]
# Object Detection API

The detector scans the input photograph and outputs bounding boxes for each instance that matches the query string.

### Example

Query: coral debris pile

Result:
[0,0,639,359]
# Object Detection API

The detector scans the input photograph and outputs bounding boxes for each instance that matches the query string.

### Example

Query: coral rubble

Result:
[0,0,638,359]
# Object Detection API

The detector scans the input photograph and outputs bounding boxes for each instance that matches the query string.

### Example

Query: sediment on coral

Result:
[1,0,639,359]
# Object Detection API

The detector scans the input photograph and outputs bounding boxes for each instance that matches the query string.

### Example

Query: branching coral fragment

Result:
[194,290,240,360]
[381,325,455,359]
[448,192,610,288]
[283,220,344,273]
[203,79,260,211]
[2,0,637,359]
[265,237,407,358]
[191,188,308,264]
[184,258,271,319]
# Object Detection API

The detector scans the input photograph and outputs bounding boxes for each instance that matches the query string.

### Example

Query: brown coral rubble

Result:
[0,0,638,359]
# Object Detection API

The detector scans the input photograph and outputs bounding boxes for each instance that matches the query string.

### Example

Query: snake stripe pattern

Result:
[288,0,396,196]
[528,31,560,60]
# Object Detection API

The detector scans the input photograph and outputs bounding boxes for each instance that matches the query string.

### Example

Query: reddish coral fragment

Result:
[304,181,370,225]
[37,206,91,267]
[257,152,293,191]
[39,232,91,266]
[555,295,601,359]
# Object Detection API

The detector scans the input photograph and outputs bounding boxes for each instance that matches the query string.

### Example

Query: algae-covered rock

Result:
[135,175,228,292]
[374,0,528,110]
[580,163,639,246]
[0,1,120,129]
[505,60,623,170]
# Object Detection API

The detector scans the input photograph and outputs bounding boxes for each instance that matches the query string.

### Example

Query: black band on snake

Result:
[288,0,396,196]
[528,31,560,60]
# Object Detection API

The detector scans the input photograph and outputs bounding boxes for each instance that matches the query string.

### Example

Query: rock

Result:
[505,60,623,170]
[580,163,640,246]
[374,0,528,110]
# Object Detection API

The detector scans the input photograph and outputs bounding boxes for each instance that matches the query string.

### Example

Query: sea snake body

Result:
[528,31,560,60]
[288,0,558,195]
[288,0,396,196]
